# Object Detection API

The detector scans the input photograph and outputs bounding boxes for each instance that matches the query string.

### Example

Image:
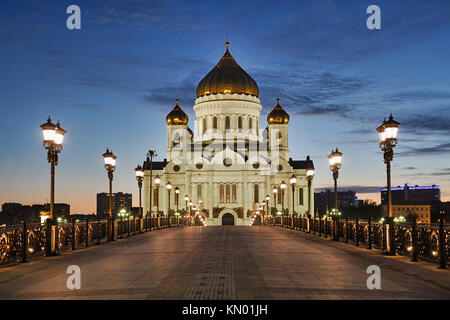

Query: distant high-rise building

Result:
[381,183,440,204]
[380,184,441,222]
[314,190,356,214]
[0,202,70,225]
[96,192,132,218]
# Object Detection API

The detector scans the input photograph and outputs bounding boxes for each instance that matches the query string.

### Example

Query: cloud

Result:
[399,142,450,156]
[401,113,450,135]
[292,104,353,117]
[388,90,450,102]
[403,166,416,170]
[261,1,450,64]
[253,67,369,118]
[315,186,381,193]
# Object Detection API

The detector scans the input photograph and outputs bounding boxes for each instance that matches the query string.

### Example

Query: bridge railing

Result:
[0,216,191,267]
[267,215,449,268]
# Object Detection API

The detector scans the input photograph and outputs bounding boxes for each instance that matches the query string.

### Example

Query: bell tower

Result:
[166,98,190,162]
[267,92,290,161]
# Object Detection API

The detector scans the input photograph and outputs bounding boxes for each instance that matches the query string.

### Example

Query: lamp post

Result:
[272,186,278,218]
[261,200,266,224]
[265,194,270,225]
[175,186,180,213]
[166,181,172,226]
[103,148,117,241]
[135,165,144,232]
[154,175,160,215]
[147,150,157,217]
[40,117,66,256]
[377,114,399,255]
[306,167,315,217]
[328,148,342,241]
[289,175,297,217]
[184,195,189,216]
[175,186,180,224]
[188,200,193,222]
[377,114,399,218]
[280,181,287,217]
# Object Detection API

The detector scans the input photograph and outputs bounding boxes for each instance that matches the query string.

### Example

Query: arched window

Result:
[202,118,207,134]
[197,184,203,202]
[249,118,253,130]
[254,184,259,203]
[232,184,237,202]
[238,116,242,130]
[220,184,224,202]
[277,186,282,204]
[226,184,231,203]
[299,188,304,205]
[173,132,180,147]
[213,116,218,129]
[153,188,158,206]
[225,116,230,130]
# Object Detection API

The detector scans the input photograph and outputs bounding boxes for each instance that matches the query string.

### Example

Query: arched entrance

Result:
[221,213,235,225]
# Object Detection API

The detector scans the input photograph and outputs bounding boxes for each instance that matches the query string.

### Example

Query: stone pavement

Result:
[0,226,448,299]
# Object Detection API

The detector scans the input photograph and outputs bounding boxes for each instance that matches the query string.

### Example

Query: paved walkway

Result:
[0,226,448,299]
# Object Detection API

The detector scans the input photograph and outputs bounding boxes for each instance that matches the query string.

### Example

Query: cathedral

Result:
[142,41,314,226]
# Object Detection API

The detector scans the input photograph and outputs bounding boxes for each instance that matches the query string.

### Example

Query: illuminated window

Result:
[254,184,259,203]
[202,118,207,134]
[277,187,282,204]
[197,184,202,202]
[220,184,224,202]
[153,188,158,206]
[232,184,237,202]
[226,184,231,203]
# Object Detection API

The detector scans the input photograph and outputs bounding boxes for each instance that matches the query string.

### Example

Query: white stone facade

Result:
[142,93,314,226]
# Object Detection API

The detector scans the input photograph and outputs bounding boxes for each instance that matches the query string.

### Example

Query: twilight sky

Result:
[1,0,449,214]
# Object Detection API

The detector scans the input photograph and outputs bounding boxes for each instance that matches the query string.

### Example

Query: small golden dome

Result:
[196,42,259,98]
[267,98,289,124]
[166,100,188,125]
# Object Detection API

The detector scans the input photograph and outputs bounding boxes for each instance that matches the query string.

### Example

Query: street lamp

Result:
[328,148,342,241]
[174,186,180,213]
[40,117,66,256]
[135,165,144,232]
[261,200,266,224]
[188,200,193,219]
[147,150,157,217]
[166,181,173,218]
[265,194,270,224]
[154,175,160,216]
[272,187,278,217]
[377,114,399,218]
[184,194,189,216]
[289,175,297,216]
[280,181,287,216]
[103,148,117,241]
[306,166,315,218]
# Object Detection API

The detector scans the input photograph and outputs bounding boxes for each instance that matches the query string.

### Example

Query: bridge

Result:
[0,216,449,299]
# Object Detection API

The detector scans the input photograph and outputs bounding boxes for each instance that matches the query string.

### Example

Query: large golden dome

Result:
[267,98,290,124]
[196,42,259,98]
[166,100,188,125]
